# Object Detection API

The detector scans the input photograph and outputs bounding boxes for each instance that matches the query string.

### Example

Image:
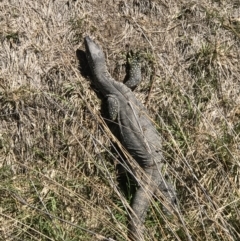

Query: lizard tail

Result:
[129,165,177,240]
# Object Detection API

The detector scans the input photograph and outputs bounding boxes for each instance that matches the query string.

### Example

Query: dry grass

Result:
[0,0,240,240]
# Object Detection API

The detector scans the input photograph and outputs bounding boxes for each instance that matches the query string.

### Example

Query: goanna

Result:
[84,36,177,240]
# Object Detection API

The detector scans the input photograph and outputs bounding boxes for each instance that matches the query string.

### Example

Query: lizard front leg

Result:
[106,95,119,121]
[124,53,141,89]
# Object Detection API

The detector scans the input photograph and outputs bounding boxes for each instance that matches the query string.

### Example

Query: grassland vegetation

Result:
[0,0,239,240]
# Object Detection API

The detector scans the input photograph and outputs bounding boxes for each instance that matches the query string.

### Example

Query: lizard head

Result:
[84,36,105,71]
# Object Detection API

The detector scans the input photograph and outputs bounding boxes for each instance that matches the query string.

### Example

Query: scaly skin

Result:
[84,36,176,240]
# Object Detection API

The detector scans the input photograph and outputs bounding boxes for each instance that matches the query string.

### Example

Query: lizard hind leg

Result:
[158,177,177,216]
[106,95,119,121]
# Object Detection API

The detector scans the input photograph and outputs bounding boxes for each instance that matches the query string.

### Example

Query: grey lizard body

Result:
[84,36,176,240]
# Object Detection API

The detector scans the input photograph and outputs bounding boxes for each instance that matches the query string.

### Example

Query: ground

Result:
[0,0,240,240]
